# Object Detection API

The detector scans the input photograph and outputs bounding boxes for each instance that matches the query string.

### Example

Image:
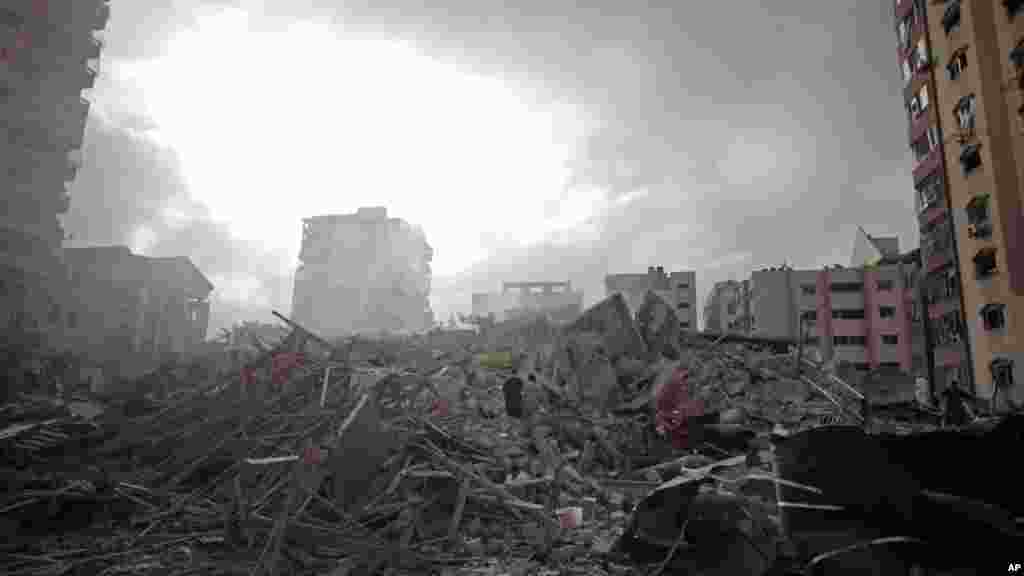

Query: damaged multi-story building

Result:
[703,280,751,334]
[747,232,927,378]
[472,281,584,324]
[0,1,109,349]
[291,207,434,337]
[893,0,1024,407]
[605,267,697,330]
[62,246,213,389]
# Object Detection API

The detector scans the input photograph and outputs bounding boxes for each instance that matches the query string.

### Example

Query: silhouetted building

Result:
[0,1,110,349]
[63,246,213,388]
[606,267,697,330]
[292,207,433,337]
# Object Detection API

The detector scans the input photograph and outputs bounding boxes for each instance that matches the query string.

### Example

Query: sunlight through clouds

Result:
[114,6,597,276]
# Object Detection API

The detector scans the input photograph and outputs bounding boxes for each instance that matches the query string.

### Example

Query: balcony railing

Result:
[913,147,942,184]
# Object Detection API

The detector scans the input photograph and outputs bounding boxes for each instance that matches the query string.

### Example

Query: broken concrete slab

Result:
[565,293,646,360]
[636,290,682,360]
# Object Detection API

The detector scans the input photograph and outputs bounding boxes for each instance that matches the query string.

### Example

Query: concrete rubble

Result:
[0,292,1020,575]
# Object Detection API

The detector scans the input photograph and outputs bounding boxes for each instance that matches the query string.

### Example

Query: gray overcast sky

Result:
[65,0,918,331]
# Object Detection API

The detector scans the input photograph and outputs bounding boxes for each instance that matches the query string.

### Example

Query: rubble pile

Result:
[0,293,1020,575]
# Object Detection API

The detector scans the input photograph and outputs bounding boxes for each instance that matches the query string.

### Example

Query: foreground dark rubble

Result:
[1,294,1020,575]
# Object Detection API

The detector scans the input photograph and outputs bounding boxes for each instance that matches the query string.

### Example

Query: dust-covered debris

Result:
[1,303,1018,575]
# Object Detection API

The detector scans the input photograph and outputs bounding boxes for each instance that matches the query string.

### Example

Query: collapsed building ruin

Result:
[291,207,434,338]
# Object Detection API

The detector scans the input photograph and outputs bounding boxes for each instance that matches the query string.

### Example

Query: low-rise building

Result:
[62,246,213,387]
[748,254,926,378]
[472,281,583,324]
[605,267,697,330]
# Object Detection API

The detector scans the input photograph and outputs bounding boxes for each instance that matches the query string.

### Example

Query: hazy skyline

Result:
[65,0,919,332]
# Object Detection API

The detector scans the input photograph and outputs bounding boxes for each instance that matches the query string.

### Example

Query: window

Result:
[992,359,1015,390]
[947,48,968,81]
[882,334,900,345]
[677,283,689,290]
[966,194,992,239]
[677,302,690,309]
[915,39,930,71]
[942,1,961,34]
[917,173,943,212]
[801,284,816,296]
[927,126,941,151]
[981,303,1007,331]
[932,311,965,346]
[1011,40,1024,69]
[834,335,867,346]
[909,95,921,118]
[877,279,894,291]
[680,321,690,329]
[960,143,982,175]
[1006,0,1024,19]
[801,310,818,323]
[880,305,897,318]
[974,247,998,279]
[955,95,976,132]
[853,362,872,372]
[830,282,863,293]
[881,362,902,369]
[832,309,866,320]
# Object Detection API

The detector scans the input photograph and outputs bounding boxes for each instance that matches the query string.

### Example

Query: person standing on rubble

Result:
[942,381,972,427]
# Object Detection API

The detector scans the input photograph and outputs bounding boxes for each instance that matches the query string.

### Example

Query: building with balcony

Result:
[472,281,583,324]
[702,280,750,334]
[605,267,697,330]
[0,0,109,350]
[291,207,434,337]
[895,0,1024,407]
[894,0,974,394]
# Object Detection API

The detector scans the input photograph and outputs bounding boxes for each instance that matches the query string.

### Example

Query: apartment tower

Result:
[896,0,1024,407]
[0,1,109,348]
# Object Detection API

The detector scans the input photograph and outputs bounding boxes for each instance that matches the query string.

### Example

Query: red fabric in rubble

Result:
[271,353,305,387]
[654,366,705,449]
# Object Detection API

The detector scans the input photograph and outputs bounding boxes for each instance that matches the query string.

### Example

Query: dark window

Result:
[916,173,943,213]
[677,302,690,309]
[880,306,897,319]
[966,194,992,239]
[943,1,961,34]
[833,335,867,346]
[974,248,998,279]
[1011,40,1024,69]
[882,334,900,345]
[680,321,690,329]
[877,279,894,291]
[677,283,689,290]
[853,362,872,372]
[801,310,818,322]
[992,359,1015,389]
[832,309,866,320]
[881,362,902,369]
[830,282,864,293]
[955,95,977,133]
[960,143,982,175]
[1007,0,1024,19]
[981,303,1007,331]
[801,284,816,296]
[948,48,968,80]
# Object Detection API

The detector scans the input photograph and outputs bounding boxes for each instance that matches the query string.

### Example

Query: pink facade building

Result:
[749,251,926,377]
